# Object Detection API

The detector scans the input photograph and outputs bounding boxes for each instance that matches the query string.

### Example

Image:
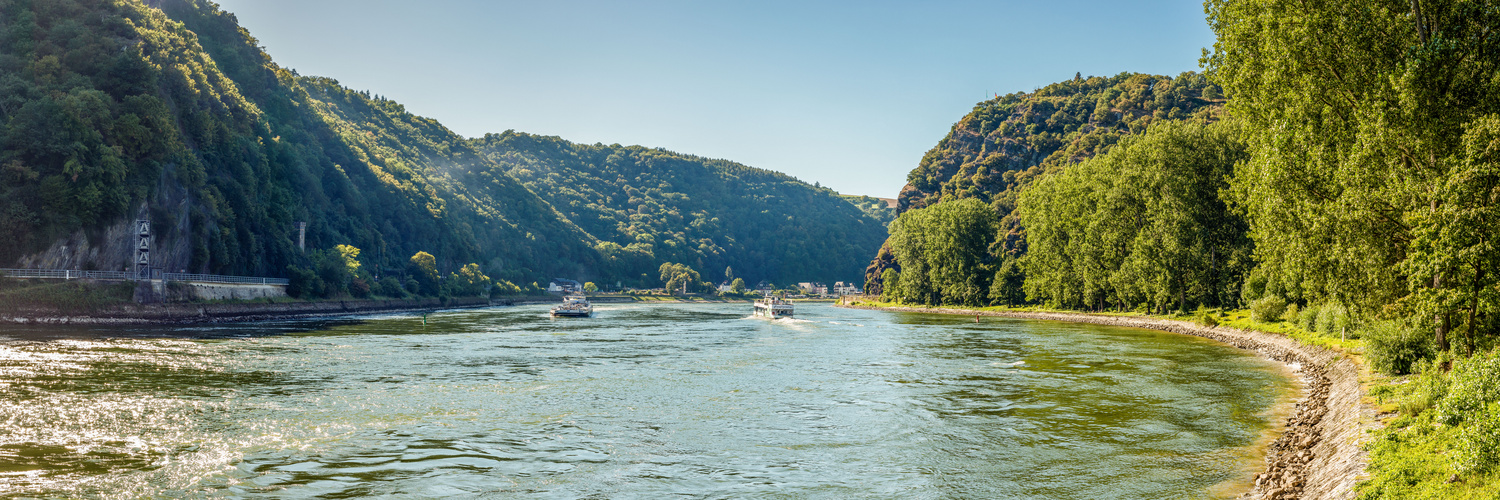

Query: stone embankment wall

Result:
[838,303,1374,500]
[178,283,288,301]
[2,297,492,324]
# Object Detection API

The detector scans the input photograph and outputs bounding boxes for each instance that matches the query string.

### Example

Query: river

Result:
[0,302,1296,499]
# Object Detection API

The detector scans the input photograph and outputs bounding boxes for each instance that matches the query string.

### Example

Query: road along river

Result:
[0,302,1297,498]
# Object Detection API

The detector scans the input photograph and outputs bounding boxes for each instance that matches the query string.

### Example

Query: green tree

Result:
[730,278,745,294]
[886,198,997,306]
[583,281,598,293]
[1205,0,1500,354]
[658,262,700,295]
[445,263,491,297]
[335,245,362,275]
[1018,120,1250,312]
[409,251,439,296]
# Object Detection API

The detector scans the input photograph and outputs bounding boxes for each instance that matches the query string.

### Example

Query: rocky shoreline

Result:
[837,303,1374,500]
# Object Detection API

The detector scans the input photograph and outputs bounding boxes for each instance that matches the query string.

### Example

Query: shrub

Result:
[1315,303,1352,338]
[1454,401,1500,474]
[349,276,371,298]
[1438,350,1500,425]
[1250,295,1286,322]
[1298,304,1319,331]
[1281,303,1300,323]
[374,276,406,298]
[1195,305,1219,327]
[1399,358,1449,416]
[1364,320,1433,375]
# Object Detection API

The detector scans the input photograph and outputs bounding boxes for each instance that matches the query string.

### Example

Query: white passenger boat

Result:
[551,294,593,317]
[753,293,794,319]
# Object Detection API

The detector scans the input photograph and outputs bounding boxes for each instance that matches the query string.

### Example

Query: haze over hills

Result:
[0,0,885,288]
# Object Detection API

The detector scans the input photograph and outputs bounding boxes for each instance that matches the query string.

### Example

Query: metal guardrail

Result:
[0,268,288,286]
[163,273,289,286]
[0,269,129,280]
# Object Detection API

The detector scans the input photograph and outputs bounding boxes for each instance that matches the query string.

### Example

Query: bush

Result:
[374,277,406,298]
[1454,401,1500,474]
[1195,305,1219,327]
[1298,304,1319,331]
[1315,303,1352,338]
[1439,351,1500,473]
[349,276,371,298]
[1281,303,1300,323]
[1249,295,1286,322]
[1400,358,1449,416]
[1364,320,1433,375]
[1439,351,1500,425]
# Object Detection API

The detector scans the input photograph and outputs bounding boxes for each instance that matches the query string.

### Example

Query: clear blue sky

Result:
[214,0,1216,198]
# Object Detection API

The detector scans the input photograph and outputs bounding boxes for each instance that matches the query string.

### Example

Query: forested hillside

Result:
[470,132,887,285]
[0,0,882,290]
[866,72,1225,292]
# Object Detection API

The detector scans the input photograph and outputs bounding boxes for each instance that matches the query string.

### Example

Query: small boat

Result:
[753,292,794,319]
[551,294,593,317]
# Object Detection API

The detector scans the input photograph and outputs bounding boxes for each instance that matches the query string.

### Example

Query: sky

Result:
[213,0,1217,198]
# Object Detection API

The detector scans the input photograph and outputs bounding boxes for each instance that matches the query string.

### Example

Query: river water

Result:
[0,302,1296,499]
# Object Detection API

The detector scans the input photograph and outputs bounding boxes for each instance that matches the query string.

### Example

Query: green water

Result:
[0,302,1295,499]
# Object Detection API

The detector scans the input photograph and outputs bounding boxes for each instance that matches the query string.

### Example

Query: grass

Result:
[0,278,136,312]
[1360,371,1500,499]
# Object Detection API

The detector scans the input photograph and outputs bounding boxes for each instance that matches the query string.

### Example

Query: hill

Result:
[865,72,1225,291]
[470,132,888,285]
[0,0,882,290]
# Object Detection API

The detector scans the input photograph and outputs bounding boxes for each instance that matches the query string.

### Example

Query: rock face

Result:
[837,302,1375,500]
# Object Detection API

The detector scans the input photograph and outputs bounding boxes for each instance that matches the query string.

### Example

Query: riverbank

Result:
[0,297,497,324]
[837,300,1374,500]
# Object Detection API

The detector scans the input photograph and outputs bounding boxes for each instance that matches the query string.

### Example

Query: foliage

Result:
[1019,120,1251,311]
[408,251,439,296]
[1438,351,1500,426]
[840,195,896,226]
[730,278,745,294]
[658,262,700,295]
[885,198,997,306]
[583,281,597,293]
[470,131,887,286]
[1249,295,1286,323]
[989,256,1025,307]
[866,71,1226,291]
[444,262,491,297]
[1365,320,1435,376]
[0,0,876,296]
[1195,305,1220,327]
[1206,0,1500,356]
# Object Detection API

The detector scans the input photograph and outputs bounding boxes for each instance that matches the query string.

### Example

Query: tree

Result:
[725,266,734,281]
[730,278,745,294]
[1205,0,1500,354]
[658,262,700,295]
[445,263,492,297]
[886,198,997,306]
[1017,120,1250,312]
[583,281,598,293]
[409,251,440,296]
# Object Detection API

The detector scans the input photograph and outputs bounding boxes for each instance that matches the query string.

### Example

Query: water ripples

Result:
[0,303,1295,498]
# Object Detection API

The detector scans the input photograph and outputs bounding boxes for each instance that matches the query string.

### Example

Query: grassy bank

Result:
[842,298,1496,499]
[0,278,136,312]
